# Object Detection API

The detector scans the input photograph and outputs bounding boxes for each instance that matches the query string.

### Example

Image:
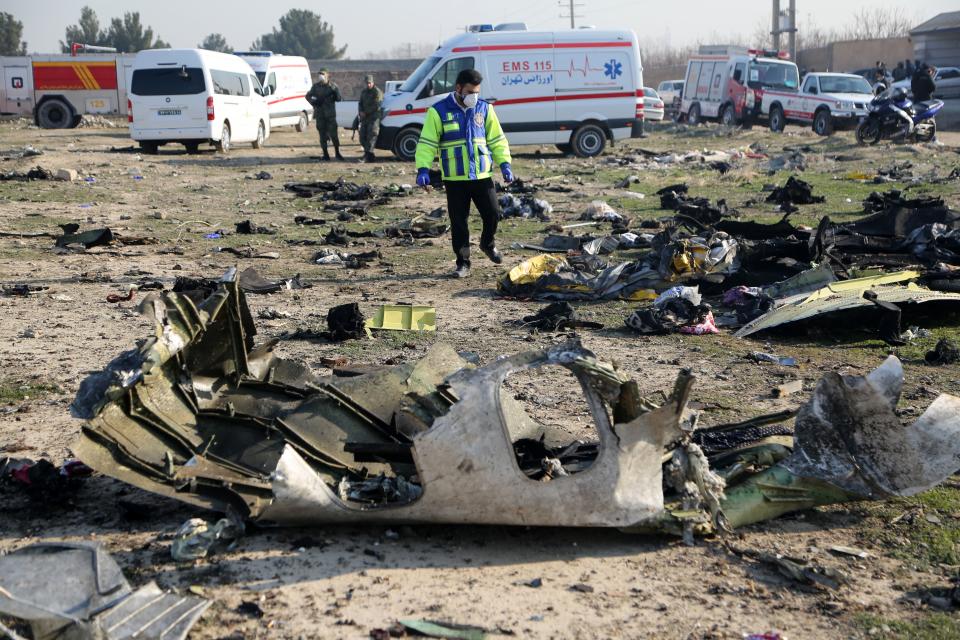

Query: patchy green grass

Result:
[853,613,960,640]
[0,379,61,403]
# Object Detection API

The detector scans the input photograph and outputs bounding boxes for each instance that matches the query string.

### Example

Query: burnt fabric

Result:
[765,176,824,206]
[520,302,604,331]
[625,298,711,334]
[326,303,366,341]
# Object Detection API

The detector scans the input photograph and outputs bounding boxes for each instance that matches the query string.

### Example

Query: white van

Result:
[129,49,270,154]
[234,51,313,132]
[378,25,644,159]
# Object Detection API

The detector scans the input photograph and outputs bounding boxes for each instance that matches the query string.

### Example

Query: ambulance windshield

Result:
[400,56,441,93]
[747,60,799,91]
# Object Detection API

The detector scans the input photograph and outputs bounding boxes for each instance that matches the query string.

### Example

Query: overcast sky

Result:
[6,0,955,57]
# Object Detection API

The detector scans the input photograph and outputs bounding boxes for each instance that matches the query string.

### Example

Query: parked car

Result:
[891,66,960,99]
[656,79,684,106]
[850,68,894,85]
[786,72,874,135]
[129,48,270,154]
[642,86,664,121]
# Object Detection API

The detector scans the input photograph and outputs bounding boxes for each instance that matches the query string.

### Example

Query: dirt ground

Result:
[1,118,960,639]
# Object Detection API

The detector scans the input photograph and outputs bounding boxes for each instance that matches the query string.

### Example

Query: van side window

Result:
[250,75,263,96]
[422,57,475,99]
[686,62,702,97]
[266,72,277,94]
[211,70,248,97]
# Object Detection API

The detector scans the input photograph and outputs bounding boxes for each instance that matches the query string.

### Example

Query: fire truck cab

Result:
[680,46,800,130]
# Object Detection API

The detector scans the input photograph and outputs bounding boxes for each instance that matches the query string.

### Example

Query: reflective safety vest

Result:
[415,93,511,182]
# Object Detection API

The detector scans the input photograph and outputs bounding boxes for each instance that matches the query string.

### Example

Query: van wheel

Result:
[252,121,265,149]
[141,142,159,155]
[571,124,606,157]
[556,143,573,155]
[720,104,736,126]
[36,98,75,129]
[813,109,834,136]
[216,122,231,153]
[392,127,421,161]
[296,112,308,132]
[769,106,786,132]
[687,103,702,125]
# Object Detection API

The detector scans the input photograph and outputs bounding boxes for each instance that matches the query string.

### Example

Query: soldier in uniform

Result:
[306,69,344,161]
[358,75,383,163]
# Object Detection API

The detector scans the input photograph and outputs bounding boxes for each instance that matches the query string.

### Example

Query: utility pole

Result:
[771,0,797,58]
[787,0,797,61]
[771,0,780,50]
[559,0,584,29]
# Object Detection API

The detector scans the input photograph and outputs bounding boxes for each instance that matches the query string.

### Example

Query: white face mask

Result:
[461,92,479,108]
[318,75,328,84]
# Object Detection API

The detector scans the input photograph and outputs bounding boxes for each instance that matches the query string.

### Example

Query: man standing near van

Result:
[306,69,344,161]
[414,69,514,278]
[358,75,383,163]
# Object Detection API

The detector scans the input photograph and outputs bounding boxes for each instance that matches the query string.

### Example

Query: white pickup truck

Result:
[777,72,874,136]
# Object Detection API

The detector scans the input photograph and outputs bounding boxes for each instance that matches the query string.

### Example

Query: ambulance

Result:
[377,24,644,159]
[234,52,313,132]
[0,52,134,128]
[679,46,800,129]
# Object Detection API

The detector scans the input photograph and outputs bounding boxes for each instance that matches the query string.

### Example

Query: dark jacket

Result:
[911,72,936,102]
[306,82,342,118]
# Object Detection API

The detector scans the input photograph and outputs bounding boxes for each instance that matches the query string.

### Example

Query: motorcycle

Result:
[856,87,943,145]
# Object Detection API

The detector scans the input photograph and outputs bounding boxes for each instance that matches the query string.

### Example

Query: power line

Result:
[559,0,585,29]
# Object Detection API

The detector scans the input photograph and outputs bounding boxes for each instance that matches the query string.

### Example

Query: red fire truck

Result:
[1,45,133,128]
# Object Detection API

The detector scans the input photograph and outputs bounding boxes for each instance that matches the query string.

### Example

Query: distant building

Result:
[307,59,421,99]
[910,11,960,68]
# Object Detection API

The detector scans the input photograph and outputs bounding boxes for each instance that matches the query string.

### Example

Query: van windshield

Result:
[747,60,799,91]
[400,56,441,93]
[256,72,266,86]
[131,67,206,96]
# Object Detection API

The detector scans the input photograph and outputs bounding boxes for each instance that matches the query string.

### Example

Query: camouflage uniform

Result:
[358,79,383,160]
[306,76,342,158]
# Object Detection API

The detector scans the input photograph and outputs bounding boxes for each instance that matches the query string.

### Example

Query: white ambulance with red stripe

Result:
[679,46,800,130]
[378,25,644,159]
[235,52,313,132]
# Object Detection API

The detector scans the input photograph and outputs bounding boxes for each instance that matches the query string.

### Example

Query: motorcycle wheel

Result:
[915,120,936,143]
[855,120,881,145]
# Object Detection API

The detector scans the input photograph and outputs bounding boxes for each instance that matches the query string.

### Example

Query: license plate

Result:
[157,109,181,116]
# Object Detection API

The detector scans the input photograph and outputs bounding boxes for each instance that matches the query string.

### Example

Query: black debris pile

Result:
[0,166,52,181]
[625,298,714,335]
[327,302,367,341]
[284,177,378,200]
[246,171,272,180]
[722,286,776,324]
[1,457,92,506]
[926,338,959,366]
[294,215,326,226]
[656,183,734,226]
[765,176,825,207]
[862,190,946,215]
[54,225,113,249]
[863,290,906,346]
[497,177,538,194]
[236,220,275,235]
[499,194,553,221]
[516,302,604,331]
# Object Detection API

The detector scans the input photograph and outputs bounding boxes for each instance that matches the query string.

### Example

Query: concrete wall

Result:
[305,59,422,99]
[796,37,913,73]
[913,32,960,68]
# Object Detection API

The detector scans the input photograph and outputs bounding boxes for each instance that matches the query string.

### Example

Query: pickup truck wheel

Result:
[216,122,231,153]
[36,98,75,129]
[769,106,786,132]
[687,103,701,125]
[571,123,606,157]
[720,104,736,126]
[813,109,834,136]
[252,121,265,149]
[295,112,308,132]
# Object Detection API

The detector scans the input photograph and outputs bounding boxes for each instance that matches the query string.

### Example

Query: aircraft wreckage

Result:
[71,269,960,537]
